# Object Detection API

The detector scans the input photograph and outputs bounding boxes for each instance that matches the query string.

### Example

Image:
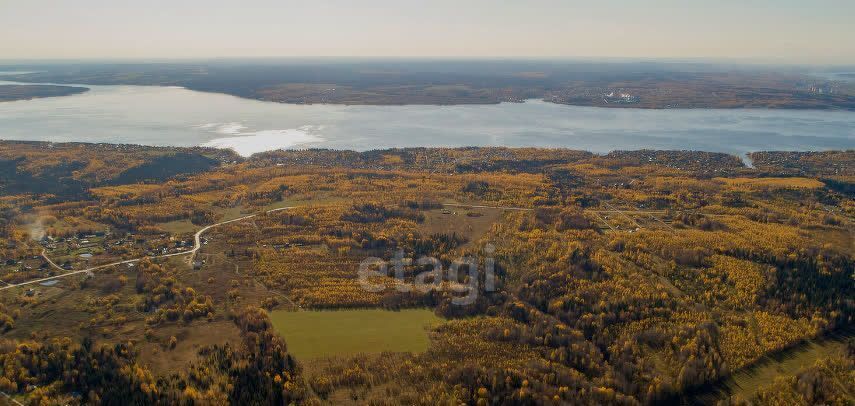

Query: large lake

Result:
[1,79,853,158]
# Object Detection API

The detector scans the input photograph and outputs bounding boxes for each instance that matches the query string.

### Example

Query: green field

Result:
[158,219,199,234]
[269,309,442,359]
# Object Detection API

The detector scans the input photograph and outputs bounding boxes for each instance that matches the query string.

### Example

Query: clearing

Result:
[420,206,502,248]
[692,328,854,404]
[715,177,824,190]
[270,309,442,359]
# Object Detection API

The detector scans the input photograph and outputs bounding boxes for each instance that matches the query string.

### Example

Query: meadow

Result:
[269,309,442,359]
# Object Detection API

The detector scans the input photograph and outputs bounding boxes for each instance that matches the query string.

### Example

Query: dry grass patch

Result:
[716,177,824,190]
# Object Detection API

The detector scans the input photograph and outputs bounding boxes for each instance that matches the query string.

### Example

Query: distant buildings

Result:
[808,83,836,94]
[603,90,639,104]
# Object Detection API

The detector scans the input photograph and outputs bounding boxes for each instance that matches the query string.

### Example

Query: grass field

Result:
[716,176,825,190]
[269,309,442,359]
[420,207,501,248]
[158,219,198,235]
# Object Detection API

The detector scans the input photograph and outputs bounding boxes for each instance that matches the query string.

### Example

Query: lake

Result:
[1,80,853,157]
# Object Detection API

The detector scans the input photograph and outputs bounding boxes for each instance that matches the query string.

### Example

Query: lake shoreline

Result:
[0,81,851,156]
[4,76,855,111]
[0,84,89,102]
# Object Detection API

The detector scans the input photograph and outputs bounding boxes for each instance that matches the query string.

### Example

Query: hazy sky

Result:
[1,0,853,64]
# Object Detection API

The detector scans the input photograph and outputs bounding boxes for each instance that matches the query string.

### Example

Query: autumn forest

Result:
[0,141,851,405]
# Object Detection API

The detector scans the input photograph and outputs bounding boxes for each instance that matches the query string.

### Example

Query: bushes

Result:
[0,303,14,332]
[754,355,854,405]
[341,202,424,223]
[135,259,215,325]
[0,306,308,405]
[190,208,215,225]
[556,208,593,231]
[463,180,490,197]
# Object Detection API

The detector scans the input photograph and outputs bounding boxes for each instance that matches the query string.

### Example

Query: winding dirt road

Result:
[0,206,293,292]
[2,203,534,292]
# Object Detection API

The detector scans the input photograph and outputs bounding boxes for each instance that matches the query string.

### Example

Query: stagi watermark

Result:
[358,244,497,305]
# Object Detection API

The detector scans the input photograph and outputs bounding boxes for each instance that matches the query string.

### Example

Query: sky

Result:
[1,0,853,64]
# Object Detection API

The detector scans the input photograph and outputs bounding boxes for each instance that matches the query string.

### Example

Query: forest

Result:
[3,60,854,109]
[0,85,89,102]
[0,142,851,405]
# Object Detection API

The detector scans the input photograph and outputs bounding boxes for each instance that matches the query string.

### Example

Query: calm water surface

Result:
[1,80,852,157]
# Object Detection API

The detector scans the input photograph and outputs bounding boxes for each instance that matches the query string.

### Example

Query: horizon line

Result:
[0,56,853,68]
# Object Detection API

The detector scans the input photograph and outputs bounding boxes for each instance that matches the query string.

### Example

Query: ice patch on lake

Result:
[194,122,247,134]
[200,124,323,156]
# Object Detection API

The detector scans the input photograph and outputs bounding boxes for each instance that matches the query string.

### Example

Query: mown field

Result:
[269,309,442,359]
